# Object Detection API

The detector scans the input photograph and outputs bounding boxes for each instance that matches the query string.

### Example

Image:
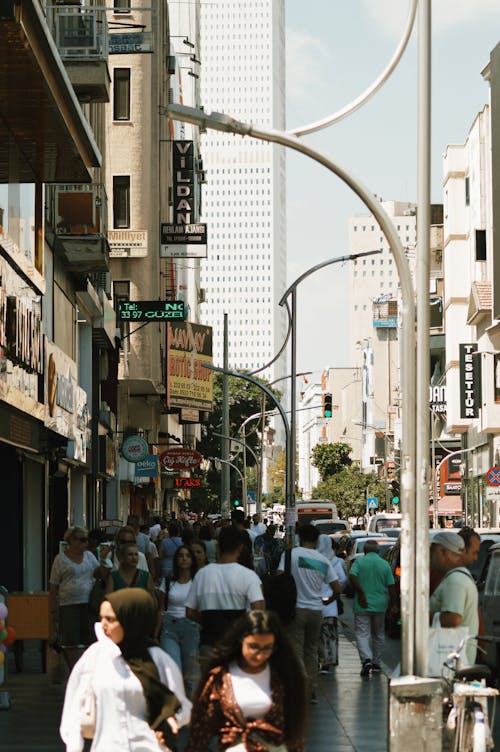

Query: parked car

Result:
[311,519,350,535]
[384,528,500,638]
[366,513,403,533]
[479,541,500,679]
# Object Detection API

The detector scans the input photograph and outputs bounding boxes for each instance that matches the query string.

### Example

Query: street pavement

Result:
[0,628,388,752]
[2,618,498,752]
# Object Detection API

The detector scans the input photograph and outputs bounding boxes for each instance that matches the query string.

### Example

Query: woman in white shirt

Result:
[186,610,307,752]
[49,526,105,669]
[160,545,200,697]
[60,588,191,752]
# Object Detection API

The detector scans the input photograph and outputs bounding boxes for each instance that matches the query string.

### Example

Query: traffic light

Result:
[390,480,400,505]
[323,393,333,418]
[233,499,241,507]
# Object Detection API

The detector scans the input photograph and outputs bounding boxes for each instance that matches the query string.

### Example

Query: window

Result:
[465,177,470,206]
[113,280,130,339]
[113,176,130,228]
[113,0,131,12]
[113,68,130,120]
[476,229,486,261]
[495,354,500,404]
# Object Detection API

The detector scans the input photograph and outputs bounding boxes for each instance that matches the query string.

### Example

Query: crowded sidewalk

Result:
[0,624,387,752]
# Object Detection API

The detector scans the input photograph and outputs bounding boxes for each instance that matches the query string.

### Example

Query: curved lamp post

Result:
[164,104,416,670]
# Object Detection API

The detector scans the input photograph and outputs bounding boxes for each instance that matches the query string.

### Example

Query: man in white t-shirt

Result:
[278,524,341,702]
[186,526,264,651]
[250,513,267,538]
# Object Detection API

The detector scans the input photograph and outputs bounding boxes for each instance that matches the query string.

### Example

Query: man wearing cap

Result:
[429,530,478,665]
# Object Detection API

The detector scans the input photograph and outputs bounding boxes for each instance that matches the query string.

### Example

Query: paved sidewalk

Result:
[307,623,388,752]
[0,628,387,752]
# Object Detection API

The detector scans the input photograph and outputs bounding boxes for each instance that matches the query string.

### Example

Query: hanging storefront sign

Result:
[134,454,159,479]
[166,322,213,411]
[429,384,446,413]
[160,141,207,258]
[174,477,202,489]
[159,447,203,470]
[459,343,481,419]
[121,434,149,463]
[118,300,185,321]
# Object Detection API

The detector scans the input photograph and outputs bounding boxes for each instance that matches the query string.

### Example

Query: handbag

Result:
[80,678,96,739]
[427,612,469,677]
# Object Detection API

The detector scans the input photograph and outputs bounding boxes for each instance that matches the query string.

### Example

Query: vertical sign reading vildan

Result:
[160,141,208,258]
[459,343,481,419]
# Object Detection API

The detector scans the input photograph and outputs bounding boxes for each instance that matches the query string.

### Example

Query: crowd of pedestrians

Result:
[48,510,484,751]
[48,512,343,750]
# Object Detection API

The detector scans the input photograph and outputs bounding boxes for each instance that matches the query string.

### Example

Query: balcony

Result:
[47,6,110,103]
[0,0,100,182]
[46,183,110,272]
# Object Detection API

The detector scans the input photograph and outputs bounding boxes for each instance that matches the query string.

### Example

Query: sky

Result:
[285,0,500,376]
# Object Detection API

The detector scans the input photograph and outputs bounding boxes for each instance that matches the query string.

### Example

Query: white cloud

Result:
[285,29,328,101]
[364,0,500,37]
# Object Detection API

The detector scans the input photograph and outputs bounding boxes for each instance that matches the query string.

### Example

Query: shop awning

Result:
[0,0,101,183]
[429,496,463,515]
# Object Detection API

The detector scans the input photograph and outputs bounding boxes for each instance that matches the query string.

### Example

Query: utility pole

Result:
[221,314,230,517]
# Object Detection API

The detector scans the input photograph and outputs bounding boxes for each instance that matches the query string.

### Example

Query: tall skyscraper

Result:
[198,0,287,381]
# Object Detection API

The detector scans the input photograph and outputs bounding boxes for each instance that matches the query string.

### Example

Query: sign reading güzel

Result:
[118,301,185,321]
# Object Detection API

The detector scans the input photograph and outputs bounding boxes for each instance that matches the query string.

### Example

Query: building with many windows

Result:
[198,0,287,382]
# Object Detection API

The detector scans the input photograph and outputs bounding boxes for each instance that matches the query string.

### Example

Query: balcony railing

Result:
[45,183,110,272]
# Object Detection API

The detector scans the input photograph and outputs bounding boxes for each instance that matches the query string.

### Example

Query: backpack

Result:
[262,548,297,626]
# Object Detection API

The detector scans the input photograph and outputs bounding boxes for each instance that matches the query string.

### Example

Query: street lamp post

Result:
[432,444,487,528]
[209,457,246,509]
[165,102,416,674]
[213,431,261,514]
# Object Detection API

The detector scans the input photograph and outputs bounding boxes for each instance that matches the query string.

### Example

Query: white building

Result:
[348,200,417,472]
[198,0,287,383]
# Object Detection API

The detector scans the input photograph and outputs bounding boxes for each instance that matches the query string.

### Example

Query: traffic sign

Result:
[367,497,378,509]
[486,467,500,487]
[486,486,500,502]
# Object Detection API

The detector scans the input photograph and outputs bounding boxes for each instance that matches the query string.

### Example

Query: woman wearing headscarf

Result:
[316,534,347,672]
[60,589,191,752]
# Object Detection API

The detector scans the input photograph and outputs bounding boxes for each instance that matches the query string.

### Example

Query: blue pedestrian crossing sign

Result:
[367,497,378,509]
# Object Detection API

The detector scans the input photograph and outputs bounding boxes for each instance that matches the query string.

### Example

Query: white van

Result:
[296,499,338,525]
[366,512,402,533]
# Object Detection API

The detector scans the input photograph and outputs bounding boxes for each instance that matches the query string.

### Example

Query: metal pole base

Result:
[389,676,443,751]
[0,690,11,710]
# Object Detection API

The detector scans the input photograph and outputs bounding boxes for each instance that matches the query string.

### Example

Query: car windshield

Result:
[315,522,346,533]
[356,539,390,553]
[376,519,401,530]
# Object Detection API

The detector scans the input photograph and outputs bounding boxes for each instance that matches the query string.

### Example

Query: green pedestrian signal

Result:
[233,499,241,507]
[323,393,333,418]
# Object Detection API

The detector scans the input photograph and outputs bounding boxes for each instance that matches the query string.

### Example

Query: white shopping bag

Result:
[428,612,469,677]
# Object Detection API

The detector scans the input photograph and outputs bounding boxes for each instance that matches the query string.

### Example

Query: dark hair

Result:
[172,545,197,581]
[182,528,195,547]
[199,525,213,542]
[218,526,244,554]
[196,610,307,744]
[298,524,319,544]
[231,509,245,524]
[458,526,480,549]
[168,520,182,537]
[190,540,208,566]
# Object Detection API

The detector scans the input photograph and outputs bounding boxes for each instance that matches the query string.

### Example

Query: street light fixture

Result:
[165,101,416,676]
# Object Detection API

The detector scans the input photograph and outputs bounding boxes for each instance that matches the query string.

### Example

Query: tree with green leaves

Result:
[311,442,352,481]
[312,465,389,519]
[189,373,281,513]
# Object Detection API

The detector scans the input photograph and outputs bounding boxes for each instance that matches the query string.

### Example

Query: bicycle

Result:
[442,634,499,752]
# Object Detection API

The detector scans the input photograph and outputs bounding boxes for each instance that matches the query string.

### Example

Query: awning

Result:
[0,0,101,183]
[429,496,463,515]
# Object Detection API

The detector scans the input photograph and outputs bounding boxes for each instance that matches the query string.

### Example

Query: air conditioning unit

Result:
[56,12,97,57]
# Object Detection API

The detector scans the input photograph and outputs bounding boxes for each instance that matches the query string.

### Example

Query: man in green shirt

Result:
[349,540,397,676]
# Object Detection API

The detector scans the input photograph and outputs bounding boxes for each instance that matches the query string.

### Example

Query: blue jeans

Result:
[160,614,200,696]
